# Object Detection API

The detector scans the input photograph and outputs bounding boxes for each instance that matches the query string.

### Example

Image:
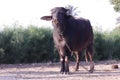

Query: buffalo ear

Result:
[40,16,52,21]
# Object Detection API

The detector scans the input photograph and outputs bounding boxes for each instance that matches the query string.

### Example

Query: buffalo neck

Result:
[53,18,68,37]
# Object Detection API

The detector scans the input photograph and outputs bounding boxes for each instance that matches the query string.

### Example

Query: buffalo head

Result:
[41,7,69,24]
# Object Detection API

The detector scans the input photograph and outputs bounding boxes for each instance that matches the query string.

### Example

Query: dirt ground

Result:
[0,60,120,80]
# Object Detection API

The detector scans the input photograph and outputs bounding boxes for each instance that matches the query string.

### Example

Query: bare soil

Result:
[0,60,120,80]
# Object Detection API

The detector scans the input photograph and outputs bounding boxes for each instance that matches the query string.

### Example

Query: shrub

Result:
[0,25,120,64]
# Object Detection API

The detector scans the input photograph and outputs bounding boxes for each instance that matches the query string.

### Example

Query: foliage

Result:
[65,5,80,17]
[0,24,120,64]
[110,0,120,24]
[110,0,120,12]
[0,25,55,63]
[94,26,120,60]
[110,27,120,59]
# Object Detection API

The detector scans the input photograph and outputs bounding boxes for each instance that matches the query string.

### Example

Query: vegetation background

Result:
[0,24,120,64]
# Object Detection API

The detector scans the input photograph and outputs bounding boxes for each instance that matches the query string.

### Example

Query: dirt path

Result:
[0,60,120,80]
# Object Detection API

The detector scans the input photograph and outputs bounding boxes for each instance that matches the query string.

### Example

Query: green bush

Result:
[0,24,120,64]
[94,26,120,60]
[110,27,120,59]
[0,25,55,63]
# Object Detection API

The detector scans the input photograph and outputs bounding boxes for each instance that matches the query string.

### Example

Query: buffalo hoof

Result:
[89,63,94,73]
[89,67,94,73]
[60,70,64,74]
[89,69,94,73]
[60,71,70,75]
[74,68,78,71]
[74,66,79,71]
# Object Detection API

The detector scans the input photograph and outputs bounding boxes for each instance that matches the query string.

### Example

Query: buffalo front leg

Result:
[59,46,70,74]
[58,47,65,74]
[65,56,69,74]
[60,56,70,74]
[60,56,65,74]
[59,50,69,74]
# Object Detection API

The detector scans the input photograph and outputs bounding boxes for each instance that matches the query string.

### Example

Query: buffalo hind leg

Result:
[85,51,89,63]
[86,45,94,73]
[74,51,81,71]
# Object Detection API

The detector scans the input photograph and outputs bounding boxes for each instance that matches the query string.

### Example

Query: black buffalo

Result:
[41,7,94,74]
